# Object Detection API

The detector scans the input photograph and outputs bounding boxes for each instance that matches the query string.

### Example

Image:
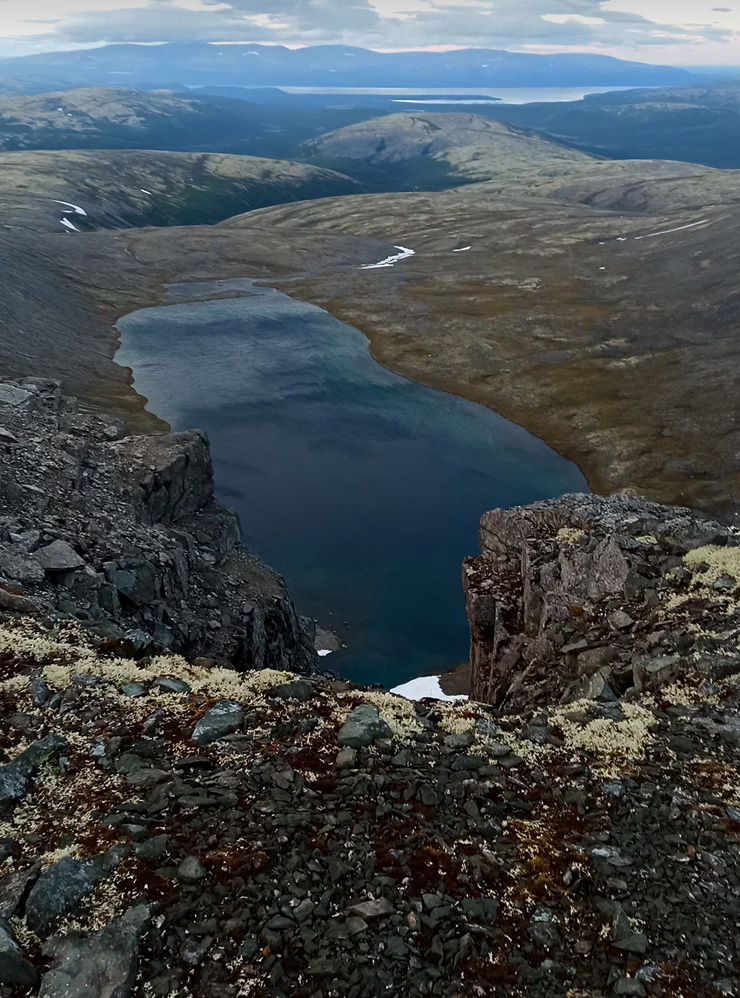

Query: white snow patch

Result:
[634,219,710,241]
[140,189,152,195]
[360,246,415,270]
[317,649,333,658]
[60,218,79,232]
[616,237,628,242]
[453,246,472,253]
[52,199,87,217]
[391,675,468,702]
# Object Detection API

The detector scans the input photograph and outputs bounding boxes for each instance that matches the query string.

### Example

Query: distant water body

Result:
[278,85,641,104]
[117,284,586,689]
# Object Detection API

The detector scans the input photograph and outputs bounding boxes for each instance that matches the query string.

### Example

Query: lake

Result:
[116,283,586,689]
[277,85,641,104]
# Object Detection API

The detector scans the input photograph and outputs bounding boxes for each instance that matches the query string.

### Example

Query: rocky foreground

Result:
[1,383,740,997]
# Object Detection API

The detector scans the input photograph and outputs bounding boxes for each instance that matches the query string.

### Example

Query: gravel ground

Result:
[0,617,738,997]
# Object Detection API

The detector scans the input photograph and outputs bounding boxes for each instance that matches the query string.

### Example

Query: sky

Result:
[0,0,739,64]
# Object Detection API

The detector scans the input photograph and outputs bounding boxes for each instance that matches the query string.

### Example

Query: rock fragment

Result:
[39,905,149,998]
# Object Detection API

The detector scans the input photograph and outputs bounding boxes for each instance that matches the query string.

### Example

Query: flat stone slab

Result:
[0,385,32,407]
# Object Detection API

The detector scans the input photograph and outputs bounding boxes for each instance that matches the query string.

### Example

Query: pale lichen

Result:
[550,701,658,760]
[557,527,586,546]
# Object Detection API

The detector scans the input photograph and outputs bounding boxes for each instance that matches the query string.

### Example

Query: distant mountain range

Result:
[0,44,698,96]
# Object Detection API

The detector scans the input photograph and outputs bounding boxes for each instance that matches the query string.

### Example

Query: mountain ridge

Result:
[0,43,698,96]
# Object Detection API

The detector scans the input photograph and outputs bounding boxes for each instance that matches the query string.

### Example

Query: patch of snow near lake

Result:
[391,676,468,702]
[52,200,87,217]
[634,219,710,240]
[140,189,152,195]
[453,246,472,253]
[317,649,333,657]
[360,246,415,270]
[60,219,79,232]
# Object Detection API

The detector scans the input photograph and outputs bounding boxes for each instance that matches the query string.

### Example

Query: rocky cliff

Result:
[464,493,740,708]
[0,377,316,675]
[1,390,739,997]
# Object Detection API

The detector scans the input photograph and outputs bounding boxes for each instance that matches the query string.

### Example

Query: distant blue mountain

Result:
[0,43,698,95]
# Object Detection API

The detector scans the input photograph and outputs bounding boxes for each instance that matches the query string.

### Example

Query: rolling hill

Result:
[0,86,384,159]
[303,111,596,188]
[0,148,363,232]
[481,78,740,168]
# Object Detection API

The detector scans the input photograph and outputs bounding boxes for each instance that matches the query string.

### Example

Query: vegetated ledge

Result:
[0,400,738,995]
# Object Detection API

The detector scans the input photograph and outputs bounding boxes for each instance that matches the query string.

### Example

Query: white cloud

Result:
[0,0,738,62]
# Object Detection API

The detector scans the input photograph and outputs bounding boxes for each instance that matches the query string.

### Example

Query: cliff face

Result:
[0,377,317,674]
[464,493,740,709]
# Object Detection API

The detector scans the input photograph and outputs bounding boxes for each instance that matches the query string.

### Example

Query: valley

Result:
[2,135,737,514]
[0,28,739,998]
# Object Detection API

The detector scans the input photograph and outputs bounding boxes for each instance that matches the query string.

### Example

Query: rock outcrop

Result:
[0,377,316,674]
[464,493,739,708]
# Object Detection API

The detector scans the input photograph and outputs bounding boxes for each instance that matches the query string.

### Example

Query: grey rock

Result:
[0,544,45,583]
[444,731,475,749]
[0,384,32,407]
[0,586,38,613]
[0,862,41,919]
[39,905,149,998]
[0,735,66,809]
[336,747,357,769]
[26,847,124,938]
[177,856,207,884]
[121,682,147,698]
[0,924,37,986]
[34,540,85,574]
[614,933,649,955]
[135,835,170,862]
[609,610,635,629]
[613,977,646,997]
[337,705,393,748]
[191,700,244,746]
[153,677,191,694]
[344,898,396,919]
[275,679,314,702]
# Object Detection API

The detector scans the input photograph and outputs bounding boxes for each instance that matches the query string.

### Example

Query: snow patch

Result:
[391,675,468,703]
[140,189,152,195]
[453,246,472,253]
[52,200,87,217]
[317,649,333,658]
[360,246,415,270]
[60,219,79,232]
[634,219,710,241]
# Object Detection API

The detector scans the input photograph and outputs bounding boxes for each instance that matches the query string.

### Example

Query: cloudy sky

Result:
[0,0,739,64]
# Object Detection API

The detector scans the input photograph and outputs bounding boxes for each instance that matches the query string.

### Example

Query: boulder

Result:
[26,847,125,938]
[0,384,32,407]
[338,705,393,748]
[0,735,66,809]
[191,701,244,746]
[39,905,149,998]
[34,540,85,574]
[0,924,37,986]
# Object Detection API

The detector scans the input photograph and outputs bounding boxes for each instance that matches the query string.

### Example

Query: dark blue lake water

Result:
[116,284,586,688]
